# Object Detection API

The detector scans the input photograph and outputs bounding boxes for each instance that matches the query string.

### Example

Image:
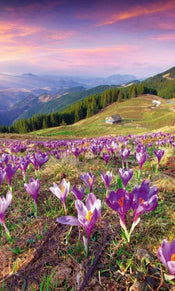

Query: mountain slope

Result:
[0,72,137,125]
[144,67,175,99]
[158,67,175,79]
[14,85,114,121]
[33,94,175,138]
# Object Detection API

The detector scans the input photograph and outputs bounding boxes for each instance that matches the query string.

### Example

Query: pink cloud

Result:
[0,21,40,43]
[0,21,15,34]
[27,44,138,73]
[25,40,174,76]
[150,34,175,40]
[63,45,131,55]
[0,19,73,47]
[157,23,175,30]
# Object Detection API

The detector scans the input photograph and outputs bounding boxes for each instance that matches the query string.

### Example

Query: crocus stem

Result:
[1,221,11,239]
[119,218,130,242]
[34,201,37,216]
[122,160,124,169]
[126,160,128,168]
[78,227,81,240]
[23,174,26,182]
[65,226,73,245]
[157,162,160,172]
[137,169,141,182]
[8,184,13,193]
[128,218,141,242]
[63,202,67,215]
[83,236,88,256]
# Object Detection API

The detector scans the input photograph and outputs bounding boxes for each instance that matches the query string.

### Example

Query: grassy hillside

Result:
[144,67,175,99]
[32,94,175,138]
[158,66,175,78]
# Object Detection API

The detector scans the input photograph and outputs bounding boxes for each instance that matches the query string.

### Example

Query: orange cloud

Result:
[0,21,40,43]
[0,20,73,47]
[97,0,175,26]
[0,22,15,34]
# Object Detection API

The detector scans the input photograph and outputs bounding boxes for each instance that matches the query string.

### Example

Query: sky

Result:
[0,0,174,78]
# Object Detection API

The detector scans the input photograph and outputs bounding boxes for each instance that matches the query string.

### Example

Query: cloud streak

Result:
[97,0,175,26]
[150,34,175,40]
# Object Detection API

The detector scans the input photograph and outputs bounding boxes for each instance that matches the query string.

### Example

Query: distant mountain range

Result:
[0,67,174,126]
[0,72,137,91]
[0,73,137,125]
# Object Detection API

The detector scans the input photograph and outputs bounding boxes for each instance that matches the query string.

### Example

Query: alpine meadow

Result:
[0,0,175,290]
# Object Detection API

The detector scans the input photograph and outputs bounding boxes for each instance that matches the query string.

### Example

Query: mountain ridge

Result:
[0,67,174,126]
[0,73,138,125]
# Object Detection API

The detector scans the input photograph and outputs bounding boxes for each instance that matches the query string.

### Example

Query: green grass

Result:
[31,94,175,139]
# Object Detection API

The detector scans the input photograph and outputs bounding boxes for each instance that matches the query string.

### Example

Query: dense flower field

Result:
[0,132,174,290]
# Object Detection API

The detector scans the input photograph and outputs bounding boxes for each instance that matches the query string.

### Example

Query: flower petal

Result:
[56,216,81,226]
[86,193,97,211]
[167,261,175,275]
[158,239,171,267]
[75,199,88,219]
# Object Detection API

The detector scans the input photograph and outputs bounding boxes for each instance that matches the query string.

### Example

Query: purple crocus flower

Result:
[131,179,158,227]
[50,179,70,215]
[134,150,148,170]
[158,239,175,275]
[135,144,147,153]
[100,171,113,194]
[89,144,98,155]
[56,193,101,254]
[120,147,131,159]
[1,153,10,164]
[102,153,110,165]
[106,189,132,236]
[119,148,131,168]
[18,156,31,181]
[80,171,95,192]
[110,141,118,155]
[0,190,12,235]
[72,147,82,158]
[35,152,49,169]
[154,149,165,169]
[30,154,38,173]
[24,178,40,212]
[5,163,18,186]
[119,168,133,188]
[0,168,6,185]
[71,185,86,200]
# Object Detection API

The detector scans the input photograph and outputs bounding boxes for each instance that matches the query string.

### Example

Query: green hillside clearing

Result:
[32,94,175,138]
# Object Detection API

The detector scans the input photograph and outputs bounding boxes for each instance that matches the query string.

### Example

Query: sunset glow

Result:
[0,0,174,77]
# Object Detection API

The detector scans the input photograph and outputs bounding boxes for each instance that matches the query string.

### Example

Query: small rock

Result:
[51,265,72,285]
[130,280,143,291]
[135,248,154,262]
[89,277,98,286]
